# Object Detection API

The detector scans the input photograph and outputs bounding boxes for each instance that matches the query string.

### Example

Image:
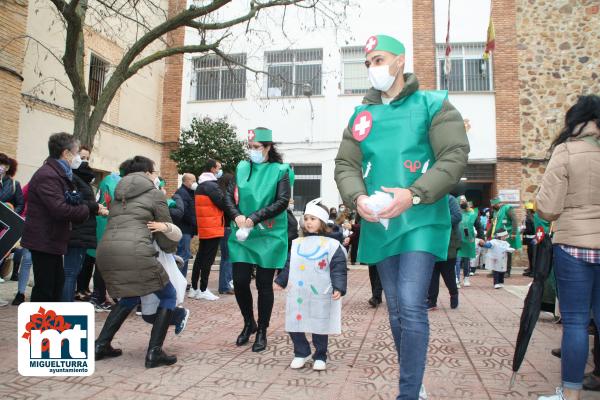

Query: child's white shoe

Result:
[290,356,311,369]
[494,284,502,289]
[313,360,326,371]
[463,277,471,287]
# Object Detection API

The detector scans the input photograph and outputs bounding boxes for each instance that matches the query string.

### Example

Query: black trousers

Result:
[506,252,513,275]
[428,258,458,305]
[233,263,276,328]
[526,240,536,272]
[191,237,221,291]
[350,236,360,264]
[593,322,600,376]
[91,260,107,303]
[368,264,383,301]
[76,253,95,293]
[30,250,64,302]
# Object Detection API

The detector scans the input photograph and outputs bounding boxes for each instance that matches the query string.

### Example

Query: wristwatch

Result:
[411,191,421,205]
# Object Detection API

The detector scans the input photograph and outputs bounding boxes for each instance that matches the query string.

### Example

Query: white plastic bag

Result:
[364,191,393,229]
[236,227,252,241]
[140,242,187,315]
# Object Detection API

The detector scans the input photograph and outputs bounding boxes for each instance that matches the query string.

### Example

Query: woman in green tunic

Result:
[223,127,292,352]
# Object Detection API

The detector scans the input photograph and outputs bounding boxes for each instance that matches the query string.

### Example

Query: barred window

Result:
[436,43,492,92]
[291,164,322,212]
[341,46,370,95]
[88,54,108,106]
[192,54,246,101]
[265,48,322,97]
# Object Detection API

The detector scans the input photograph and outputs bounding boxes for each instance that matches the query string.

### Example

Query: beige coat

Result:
[536,121,600,249]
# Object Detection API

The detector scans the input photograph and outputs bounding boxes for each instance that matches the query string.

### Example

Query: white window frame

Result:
[341,46,370,95]
[435,43,494,92]
[191,53,247,101]
[264,49,323,98]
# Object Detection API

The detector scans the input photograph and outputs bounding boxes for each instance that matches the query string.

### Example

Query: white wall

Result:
[448,93,496,162]
[181,0,413,207]
[434,0,491,43]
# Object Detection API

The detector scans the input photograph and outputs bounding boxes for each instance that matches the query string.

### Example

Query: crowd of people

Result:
[0,34,599,400]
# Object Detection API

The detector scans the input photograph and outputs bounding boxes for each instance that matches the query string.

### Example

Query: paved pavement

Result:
[0,265,598,400]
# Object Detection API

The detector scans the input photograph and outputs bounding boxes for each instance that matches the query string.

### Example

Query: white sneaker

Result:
[499,283,504,288]
[290,356,311,369]
[313,360,326,371]
[419,384,428,400]
[0,277,5,283]
[196,289,219,301]
[494,284,502,289]
[538,387,565,400]
[463,277,471,287]
[187,288,199,299]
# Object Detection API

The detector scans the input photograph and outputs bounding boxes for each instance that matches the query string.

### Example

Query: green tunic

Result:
[457,209,478,259]
[349,90,451,264]
[493,204,522,250]
[87,172,120,258]
[228,161,293,269]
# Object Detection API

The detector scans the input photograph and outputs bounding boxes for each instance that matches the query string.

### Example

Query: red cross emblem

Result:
[248,129,255,141]
[265,219,275,229]
[365,36,378,53]
[352,111,373,142]
[536,226,545,242]
[318,259,327,270]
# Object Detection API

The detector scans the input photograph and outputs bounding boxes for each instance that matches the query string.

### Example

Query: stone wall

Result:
[516,0,600,204]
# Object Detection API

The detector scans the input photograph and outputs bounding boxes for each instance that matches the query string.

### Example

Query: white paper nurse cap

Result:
[304,198,330,224]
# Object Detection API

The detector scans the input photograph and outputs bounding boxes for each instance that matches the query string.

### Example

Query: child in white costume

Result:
[275,199,348,371]
[480,228,515,289]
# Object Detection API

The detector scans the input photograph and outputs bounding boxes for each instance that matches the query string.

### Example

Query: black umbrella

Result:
[510,228,554,388]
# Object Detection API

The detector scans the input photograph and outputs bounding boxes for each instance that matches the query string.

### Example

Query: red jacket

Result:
[195,173,225,239]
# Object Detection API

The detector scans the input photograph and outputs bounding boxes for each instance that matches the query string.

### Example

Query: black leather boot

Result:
[145,308,177,368]
[236,318,257,346]
[95,303,132,360]
[252,327,267,352]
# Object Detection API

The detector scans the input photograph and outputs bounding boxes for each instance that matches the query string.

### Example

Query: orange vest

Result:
[195,194,225,239]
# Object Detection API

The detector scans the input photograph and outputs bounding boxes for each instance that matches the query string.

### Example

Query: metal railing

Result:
[88,54,108,106]
[436,43,493,92]
[342,46,369,95]
[191,53,247,101]
[265,48,323,97]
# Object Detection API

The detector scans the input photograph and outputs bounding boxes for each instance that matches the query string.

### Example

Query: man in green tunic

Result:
[334,35,469,400]
[490,197,522,277]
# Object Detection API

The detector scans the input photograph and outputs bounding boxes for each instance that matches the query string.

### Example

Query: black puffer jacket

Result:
[68,171,98,249]
[174,185,197,235]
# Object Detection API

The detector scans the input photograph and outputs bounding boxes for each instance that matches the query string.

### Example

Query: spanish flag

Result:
[483,15,495,60]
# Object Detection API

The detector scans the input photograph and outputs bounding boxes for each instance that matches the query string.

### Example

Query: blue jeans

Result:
[18,248,32,295]
[176,233,193,278]
[62,247,86,302]
[455,257,470,280]
[119,281,177,310]
[377,251,435,400]
[218,228,233,292]
[289,332,328,361]
[554,245,600,390]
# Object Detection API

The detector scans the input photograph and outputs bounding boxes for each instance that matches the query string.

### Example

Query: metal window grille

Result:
[436,43,492,92]
[291,164,322,212]
[88,54,108,106]
[265,48,322,97]
[464,163,495,181]
[341,46,369,95]
[192,53,246,101]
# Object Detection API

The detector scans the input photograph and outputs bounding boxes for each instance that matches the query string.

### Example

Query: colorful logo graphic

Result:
[18,302,95,376]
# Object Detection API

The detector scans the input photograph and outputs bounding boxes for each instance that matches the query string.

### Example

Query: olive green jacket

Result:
[334,73,470,205]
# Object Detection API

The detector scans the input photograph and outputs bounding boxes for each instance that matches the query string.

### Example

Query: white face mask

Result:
[249,149,265,164]
[191,182,198,191]
[70,154,83,170]
[368,64,397,92]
